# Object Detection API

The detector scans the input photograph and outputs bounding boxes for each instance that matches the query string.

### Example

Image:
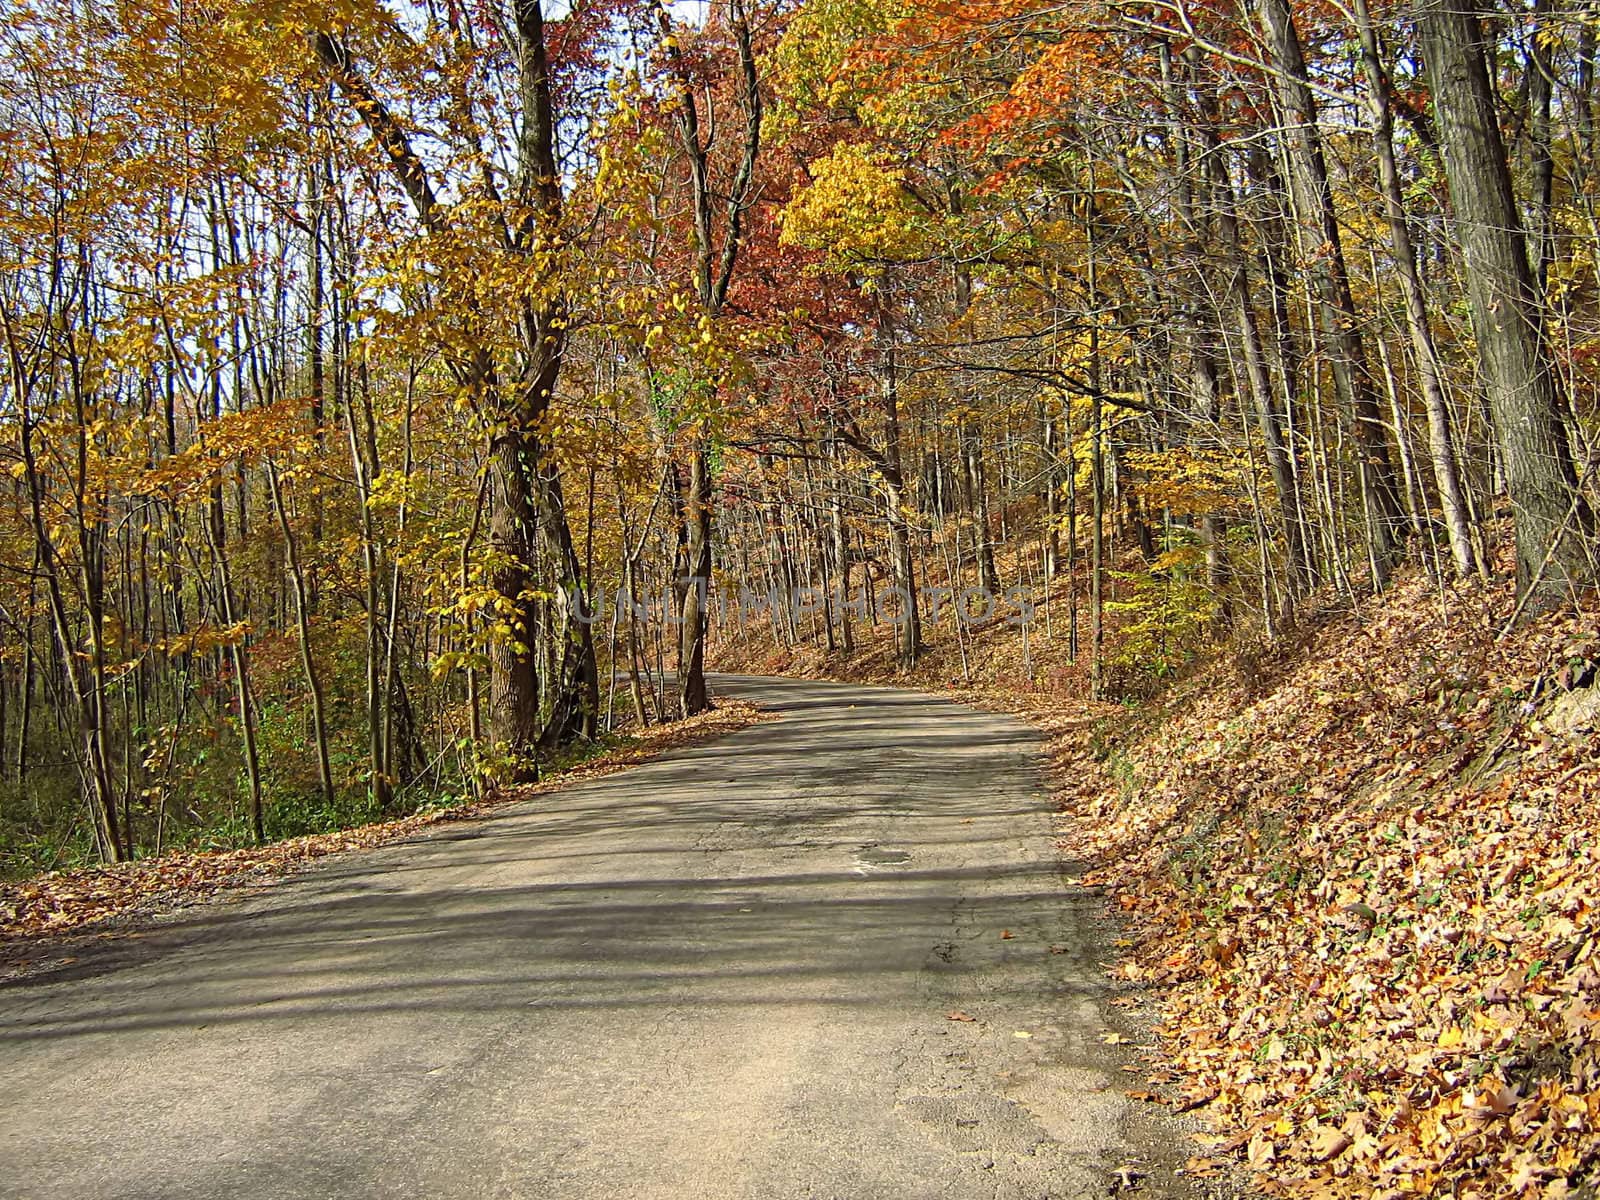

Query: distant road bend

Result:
[0,675,1180,1199]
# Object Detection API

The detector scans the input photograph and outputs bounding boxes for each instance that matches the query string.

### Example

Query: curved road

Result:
[0,676,1179,1199]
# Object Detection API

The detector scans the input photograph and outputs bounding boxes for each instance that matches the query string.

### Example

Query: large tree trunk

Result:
[516,0,594,757]
[1257,0,1407,577]
[1419,0,1594,605]
[678,443,712,717]
[1353,0,1481,579]
[487,427,544,766]
[317,6,592,776]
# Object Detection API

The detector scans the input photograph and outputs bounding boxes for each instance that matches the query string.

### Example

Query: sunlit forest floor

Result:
[711,550,1600,1198]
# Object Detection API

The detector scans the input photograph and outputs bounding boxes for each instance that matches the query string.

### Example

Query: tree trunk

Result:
[962,421,998,593]
[1203,128,1314,604]
[488,426,544,768]
[1419,0,1594,604]
[1257,0,1407,575]
[659,0,763,716]
[831,461,854,654]
[18,408,123,861]
[678,441,713,717]
[265,458,336,808]
[1353,0,1481,578]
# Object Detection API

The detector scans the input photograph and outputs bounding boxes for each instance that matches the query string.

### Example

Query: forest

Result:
[3,0,1600,1192]
[3,0,1593,868]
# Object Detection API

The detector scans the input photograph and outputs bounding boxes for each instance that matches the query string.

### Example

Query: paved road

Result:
[0,676,1178,1199]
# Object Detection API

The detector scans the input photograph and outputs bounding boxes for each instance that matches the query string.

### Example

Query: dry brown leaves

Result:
[1056,571,1600,1199]
[0,700,768,952]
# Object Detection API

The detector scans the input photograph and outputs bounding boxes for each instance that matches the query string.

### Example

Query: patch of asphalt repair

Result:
[0,674,1230,1199]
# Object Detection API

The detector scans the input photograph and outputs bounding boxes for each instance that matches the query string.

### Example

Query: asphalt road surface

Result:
[0,676,1181,1199]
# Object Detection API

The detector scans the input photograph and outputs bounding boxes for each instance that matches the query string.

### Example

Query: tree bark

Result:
[1419,0,1594,604]
[1257,0,1407,575]
[1353,0,1481,578]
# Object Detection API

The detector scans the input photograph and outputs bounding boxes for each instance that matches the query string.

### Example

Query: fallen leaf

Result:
[1124,1090,1167,1104]
[1308,1124,1352,1162]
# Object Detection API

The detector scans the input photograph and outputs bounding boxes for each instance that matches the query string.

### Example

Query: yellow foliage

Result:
[1126,448,1241,517]
[777,143,927,269]
[136,397,314,502]
[765,0,912,136]
[153,621,253,657]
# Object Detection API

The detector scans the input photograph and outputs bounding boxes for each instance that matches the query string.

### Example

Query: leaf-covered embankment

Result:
[1059,570,1600,1197]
